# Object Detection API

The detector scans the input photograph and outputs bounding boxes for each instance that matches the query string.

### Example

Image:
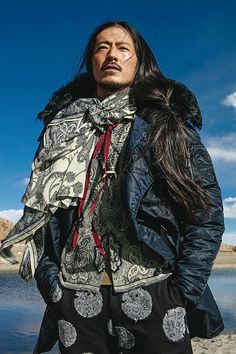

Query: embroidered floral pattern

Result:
[121,287,152,321]
[74,291,103,318]
[162,307,188,342]
[60,121,169,292]
[58,320,77,348]
[22,88,136,213]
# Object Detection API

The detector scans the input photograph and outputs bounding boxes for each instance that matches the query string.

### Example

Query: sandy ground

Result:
[213,252,236,268]
[192,332,236,354]
[1,244,236,353]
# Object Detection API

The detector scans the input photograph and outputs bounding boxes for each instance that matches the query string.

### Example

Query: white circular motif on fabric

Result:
[115,326,135,349]
[121,287,152,321]
[58,320,77,348]
[51,284,63,303]
[163,307,187,342]
[74,291,103,318]
[107,320,135,349]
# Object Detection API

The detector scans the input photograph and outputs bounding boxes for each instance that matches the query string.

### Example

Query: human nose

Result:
[106,46,118,61]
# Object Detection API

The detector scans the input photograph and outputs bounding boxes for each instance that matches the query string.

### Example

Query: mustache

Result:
[101,61,122,71]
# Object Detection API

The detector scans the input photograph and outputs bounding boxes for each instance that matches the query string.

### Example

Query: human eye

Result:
[96,45,109,51]
[119,46,129,51]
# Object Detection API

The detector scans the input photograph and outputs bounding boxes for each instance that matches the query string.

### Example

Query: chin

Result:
[98,81,129,92]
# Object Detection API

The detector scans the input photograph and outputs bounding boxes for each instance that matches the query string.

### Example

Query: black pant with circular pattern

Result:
[43,276,193,354]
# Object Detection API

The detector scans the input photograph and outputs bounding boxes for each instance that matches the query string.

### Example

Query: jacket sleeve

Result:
[176,127,225,310]
[34,211,62,304]
[34,206,77,304]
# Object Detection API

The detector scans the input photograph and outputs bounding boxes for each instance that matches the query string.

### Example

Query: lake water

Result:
[208,268,236,333]
[0,268,235,354]
[0,272,58,354]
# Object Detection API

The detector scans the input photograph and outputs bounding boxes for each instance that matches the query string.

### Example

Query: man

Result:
[1,21,224,354]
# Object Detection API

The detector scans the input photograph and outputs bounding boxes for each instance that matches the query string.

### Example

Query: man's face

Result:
[92,26,138,98]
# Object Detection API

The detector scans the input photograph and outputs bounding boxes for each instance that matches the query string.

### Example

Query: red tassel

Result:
[71,123,117,255]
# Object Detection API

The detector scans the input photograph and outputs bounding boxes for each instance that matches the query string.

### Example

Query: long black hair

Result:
[38,21,210,219]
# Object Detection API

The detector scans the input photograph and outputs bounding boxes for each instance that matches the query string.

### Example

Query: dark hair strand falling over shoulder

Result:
[37,20,211,220]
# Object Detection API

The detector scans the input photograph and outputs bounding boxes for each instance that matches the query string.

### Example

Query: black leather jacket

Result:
[35,115,225,343]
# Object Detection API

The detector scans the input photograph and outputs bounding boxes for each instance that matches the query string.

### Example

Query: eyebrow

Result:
[95,40,132,47]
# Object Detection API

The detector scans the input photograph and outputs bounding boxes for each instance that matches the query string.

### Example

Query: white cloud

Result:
[0,209,23,222]
[222,232,236,246]
[16,177,30,186]
[223,197,236,219]
[22,178,30,186]
[205,134,236,163]
[222,91,236,110]
[207,147,236,162]
[224,197,236,203]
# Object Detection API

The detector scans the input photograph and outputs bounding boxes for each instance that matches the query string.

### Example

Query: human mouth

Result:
[102,63,121,71]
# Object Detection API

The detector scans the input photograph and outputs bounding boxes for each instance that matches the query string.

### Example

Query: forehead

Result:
[94,26,135,47]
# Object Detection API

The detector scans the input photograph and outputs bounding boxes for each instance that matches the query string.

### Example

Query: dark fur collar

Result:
[38,74,202,130]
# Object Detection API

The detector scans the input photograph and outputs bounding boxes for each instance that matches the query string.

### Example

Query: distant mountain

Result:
[0,217,15,241]
[220,243,236,252]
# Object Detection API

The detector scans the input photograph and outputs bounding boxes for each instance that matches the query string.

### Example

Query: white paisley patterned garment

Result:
[0,88,137,281]
[59,90,171,293]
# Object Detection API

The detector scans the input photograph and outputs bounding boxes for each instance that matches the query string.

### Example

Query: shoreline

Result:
[214,264,236,268]
[1,243,236,272]
[0,264,235,272]
[1,245,236,353]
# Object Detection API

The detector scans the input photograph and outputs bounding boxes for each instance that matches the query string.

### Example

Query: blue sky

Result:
[0,0,236,244]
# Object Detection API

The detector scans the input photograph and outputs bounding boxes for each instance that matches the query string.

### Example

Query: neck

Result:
[96,84,130,101]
